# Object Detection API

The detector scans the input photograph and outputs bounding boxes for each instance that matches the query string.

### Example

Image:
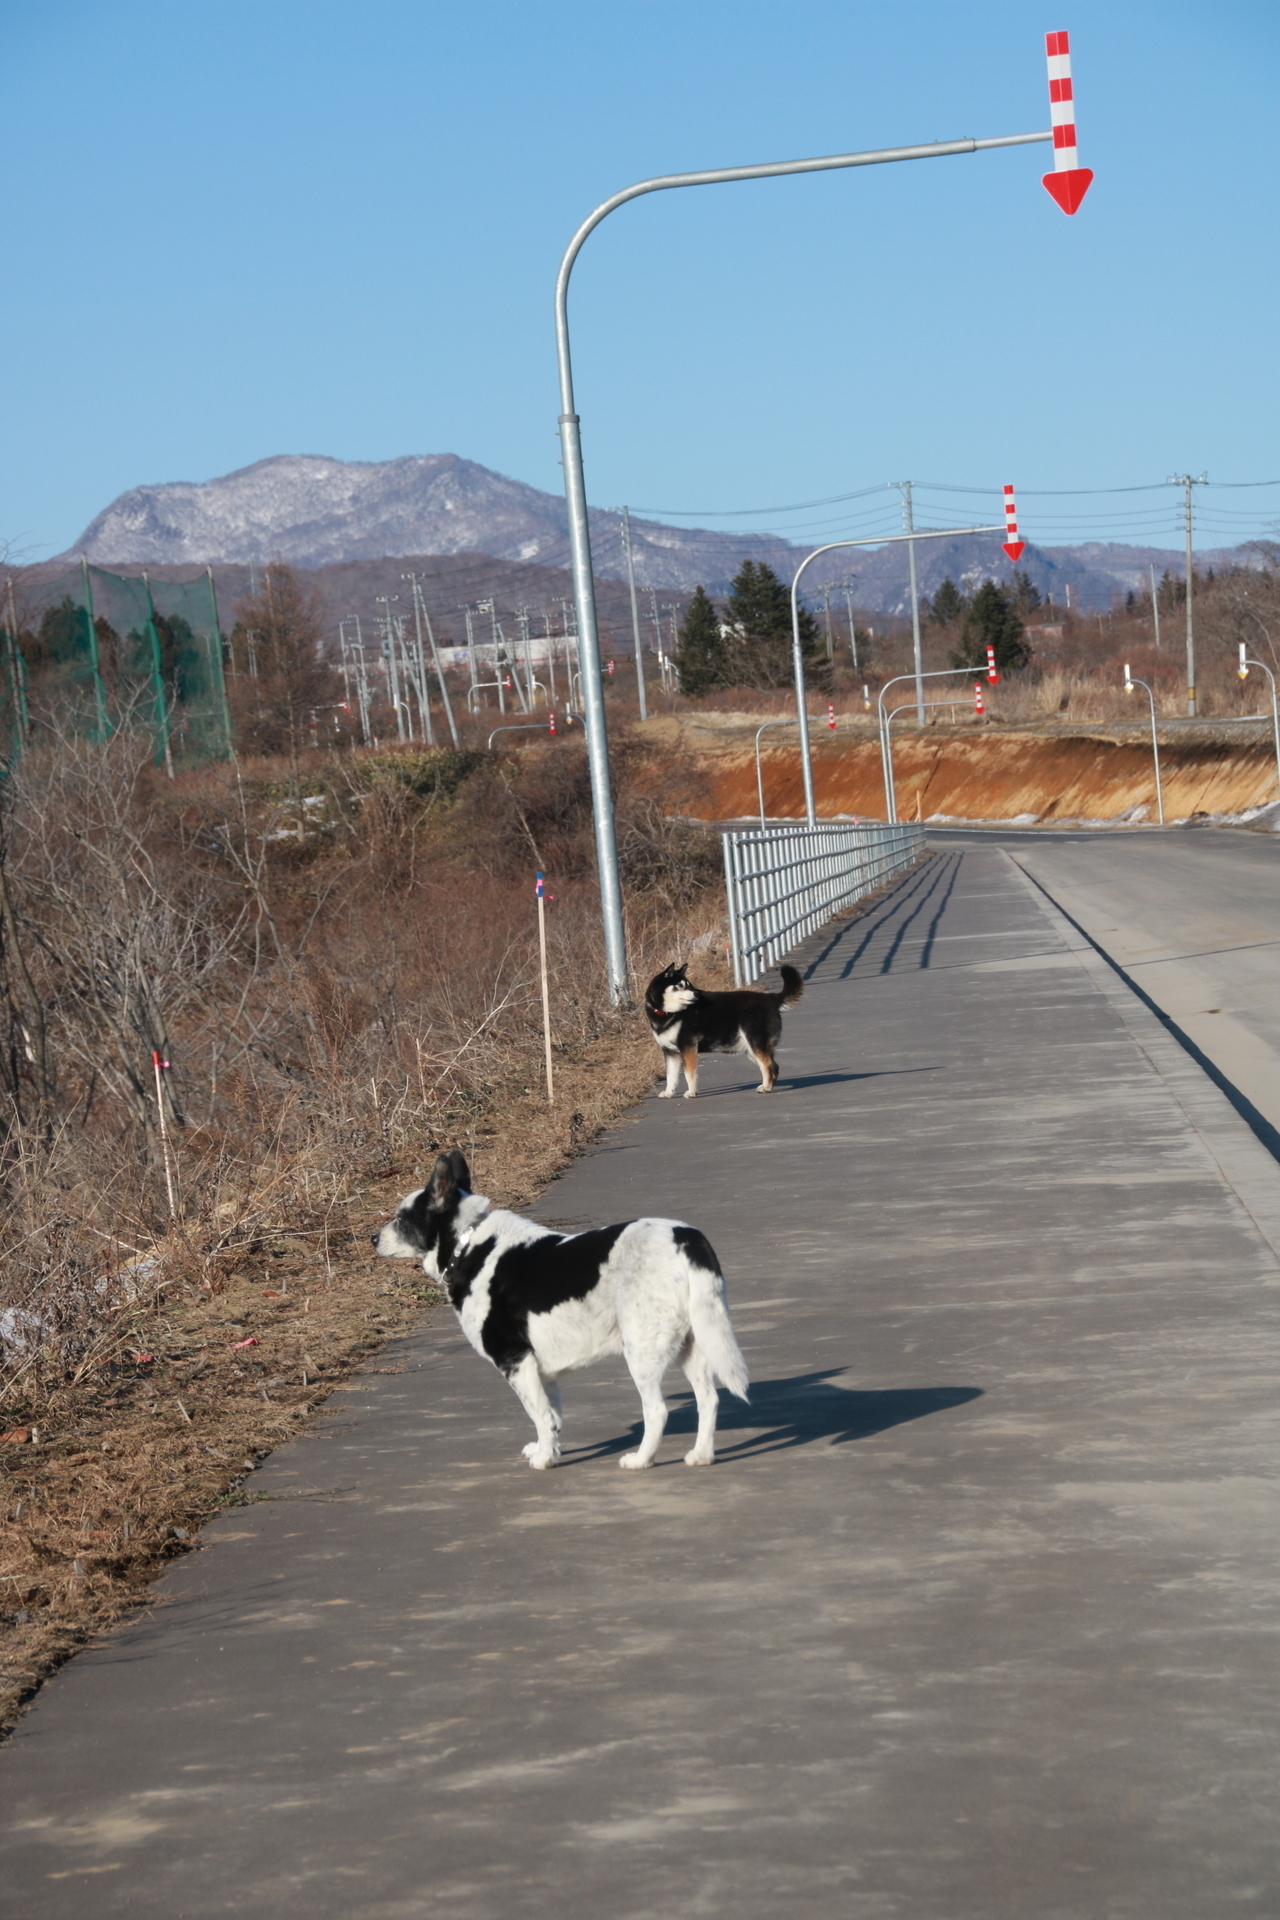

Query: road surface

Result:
[2,846,1276,1918]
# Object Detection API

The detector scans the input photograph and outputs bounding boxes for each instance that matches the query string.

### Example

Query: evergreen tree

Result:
[1158,568,1184,611]
[722,559,821,689]
[926,577,966,626]
[34,597,94,670]
[1009,569,1042,615]
[951,579,1031,674]
[673,585,727,696]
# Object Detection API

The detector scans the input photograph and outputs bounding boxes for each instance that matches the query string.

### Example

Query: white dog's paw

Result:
[682,1090,697,1101]
[618,1450,652,1469]
[525,1450,558,1470]
[521,1441,539,1458]
[683,1447,714,1466]
[658,1089,675,1099]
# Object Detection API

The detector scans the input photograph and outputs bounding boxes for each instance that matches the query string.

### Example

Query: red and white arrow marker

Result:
[1002,483,1025,563]
[986,644,1000,685]
[1043,30,1093,215]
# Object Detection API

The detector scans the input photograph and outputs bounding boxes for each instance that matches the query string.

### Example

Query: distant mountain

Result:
[62,452,1262,614]
[66,453,800,595]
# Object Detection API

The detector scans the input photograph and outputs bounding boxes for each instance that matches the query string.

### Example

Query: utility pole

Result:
[647,586,663,657]
[517,606,537,705]
[508,611,532,711]
[619,507,647,721]
[543,610,558,705]
[1170,473,1207,715]
[337,618,354,712]
[461,605,479,705]
[560,598,579,705]
[892,482,926,723]
[401,577,435,747]
[405,574,459,747]
[375,595,406,740]
[480,601,506,714]
[398,592,434,747]
[346,613,372,745]
[842,578,859,673]
[1150,562,1161,651]
[821,584,833,662]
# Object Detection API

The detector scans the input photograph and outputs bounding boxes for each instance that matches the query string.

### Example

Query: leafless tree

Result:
[229,565,339,779]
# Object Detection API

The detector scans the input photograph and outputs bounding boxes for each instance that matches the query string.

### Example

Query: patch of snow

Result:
[0,1307,46,1352]
[925,813,1042,826]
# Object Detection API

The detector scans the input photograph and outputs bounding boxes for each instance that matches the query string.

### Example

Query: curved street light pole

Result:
[790,526,1000,824]
[555,131,1051,1001]
[1239,642,1280,797]
[753,717,815,826]
[884,695,982,818]
[876,667,997,821]
[1123,666,1165,825]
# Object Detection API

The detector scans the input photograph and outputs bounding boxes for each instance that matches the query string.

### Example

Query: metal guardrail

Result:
[722,821,926,985]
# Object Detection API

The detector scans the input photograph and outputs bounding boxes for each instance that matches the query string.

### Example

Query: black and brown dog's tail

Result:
[777,965,803,1007]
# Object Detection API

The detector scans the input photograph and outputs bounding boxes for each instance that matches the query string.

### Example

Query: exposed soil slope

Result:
[646,717,1277,823]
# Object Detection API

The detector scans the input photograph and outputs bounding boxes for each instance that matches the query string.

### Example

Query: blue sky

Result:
[4,0,1277,559]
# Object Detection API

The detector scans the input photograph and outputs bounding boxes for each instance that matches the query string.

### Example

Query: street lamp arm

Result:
[555,136,1048,408]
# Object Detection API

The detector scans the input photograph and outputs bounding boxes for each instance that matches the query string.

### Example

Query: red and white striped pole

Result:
[986,645,999,685]
[974,682,985,718]
[1042,30,1094,215]
[1002,483,1025,563]
[827,701,836,731]
[548,710,557,735]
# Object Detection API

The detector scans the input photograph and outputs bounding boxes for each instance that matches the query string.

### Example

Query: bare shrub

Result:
[0,727,728,1419]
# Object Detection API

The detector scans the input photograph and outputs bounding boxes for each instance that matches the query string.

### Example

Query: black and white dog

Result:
[373,1150,748,1470]
[645,961,803,1098]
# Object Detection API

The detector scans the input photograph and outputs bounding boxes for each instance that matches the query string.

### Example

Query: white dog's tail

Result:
[678,1227,749,1401]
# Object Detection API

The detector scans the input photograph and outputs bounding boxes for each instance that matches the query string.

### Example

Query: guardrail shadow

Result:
[566,1371,982,1466]
[800,851,968,981]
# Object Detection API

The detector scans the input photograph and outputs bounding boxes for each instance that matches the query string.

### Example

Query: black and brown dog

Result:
[644,962,803,1098]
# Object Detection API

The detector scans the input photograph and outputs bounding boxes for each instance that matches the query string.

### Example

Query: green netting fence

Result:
[1,561,233,773]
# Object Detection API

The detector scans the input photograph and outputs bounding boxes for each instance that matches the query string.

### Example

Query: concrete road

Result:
[927,827,1280,1146]
[2,848,1277,1919]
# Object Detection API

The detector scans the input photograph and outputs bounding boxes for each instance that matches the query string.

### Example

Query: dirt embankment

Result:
[643,716,1278,823]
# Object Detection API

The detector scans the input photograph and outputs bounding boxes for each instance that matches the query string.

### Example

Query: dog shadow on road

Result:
[684,1066,942,1100]
[567,1372,983,1466]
